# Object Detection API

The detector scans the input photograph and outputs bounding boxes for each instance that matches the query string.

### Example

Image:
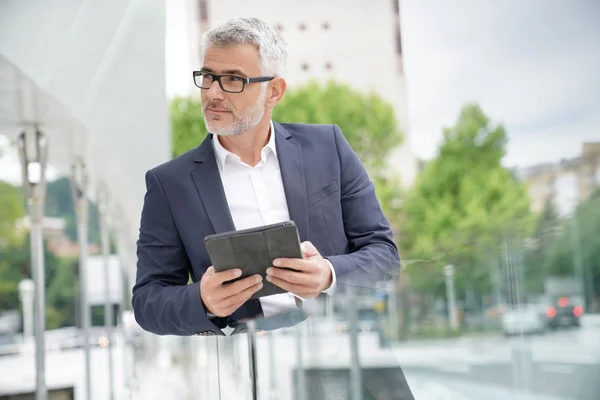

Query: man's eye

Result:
[224,76,243,82]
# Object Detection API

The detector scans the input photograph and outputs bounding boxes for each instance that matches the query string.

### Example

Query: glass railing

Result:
[123,228,600,400]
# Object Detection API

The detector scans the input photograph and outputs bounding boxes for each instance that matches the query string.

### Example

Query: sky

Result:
[1,0,599,184]
[397,0,600,168]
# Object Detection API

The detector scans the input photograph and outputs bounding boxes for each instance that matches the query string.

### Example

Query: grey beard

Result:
[204,88,267,136]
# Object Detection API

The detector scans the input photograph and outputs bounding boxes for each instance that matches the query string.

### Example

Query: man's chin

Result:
[207,124,243,136]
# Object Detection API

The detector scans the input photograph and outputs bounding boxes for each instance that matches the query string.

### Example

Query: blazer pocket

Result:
[307,181,339,208]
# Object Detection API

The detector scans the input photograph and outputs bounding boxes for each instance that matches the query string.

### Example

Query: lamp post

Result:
[18,278,35,339]
[97,185,115,400]
[70,159,92,400]
[17,128,48,400]
[444,264,459,330]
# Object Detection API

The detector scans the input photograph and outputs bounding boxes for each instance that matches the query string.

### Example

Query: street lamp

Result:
[444,264,459,330]
[97,184,115,400]
[70,158,92,400]
[17,128,48,400]
[18,278,35,339]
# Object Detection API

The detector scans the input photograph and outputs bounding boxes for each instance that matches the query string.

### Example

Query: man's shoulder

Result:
[147,144,199,178]
[275,122,338,140]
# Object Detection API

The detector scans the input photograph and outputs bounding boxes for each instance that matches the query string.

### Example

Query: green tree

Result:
[171,81,405,224]
[522,199,561,293]
[45,177,101,245]
[171,96,207,158]
[400,104,532,295]
[0,180,26,245]
[272,81,402,172]
[545,188,600,309]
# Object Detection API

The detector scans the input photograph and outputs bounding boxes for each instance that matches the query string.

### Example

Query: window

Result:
[322,22,330,30]
[299,22,307,31]
[301,63,310,71]
[325,62,333,71]
[275,23,284,32]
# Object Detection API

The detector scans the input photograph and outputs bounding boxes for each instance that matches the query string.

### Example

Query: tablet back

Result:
[204,221,303,299]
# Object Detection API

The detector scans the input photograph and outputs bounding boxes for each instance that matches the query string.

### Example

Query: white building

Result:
[183,0,418,187]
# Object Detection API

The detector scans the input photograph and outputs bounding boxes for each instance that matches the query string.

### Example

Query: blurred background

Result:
[1,0,599,399]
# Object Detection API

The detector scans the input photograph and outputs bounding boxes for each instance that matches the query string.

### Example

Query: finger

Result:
[266,275,313,297]
[204,266,215,276]
[221,281,264,310]
[273,257,314,272]
[221,274,263,298]
[266,267,314,286]
[301,241,319,257]
[213,268,243,285]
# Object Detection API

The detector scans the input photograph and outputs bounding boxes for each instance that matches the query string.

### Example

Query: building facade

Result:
[187,0,418,187]
[520,142,600,216]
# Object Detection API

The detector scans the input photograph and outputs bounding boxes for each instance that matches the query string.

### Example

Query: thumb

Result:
[205,266,215,276]
[301,241,319,258]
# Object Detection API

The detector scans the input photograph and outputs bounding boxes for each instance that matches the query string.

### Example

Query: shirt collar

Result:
[212,120,277,170]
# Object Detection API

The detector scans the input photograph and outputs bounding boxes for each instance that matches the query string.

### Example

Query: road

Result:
[245,316,600,400]
[393,322,600,400]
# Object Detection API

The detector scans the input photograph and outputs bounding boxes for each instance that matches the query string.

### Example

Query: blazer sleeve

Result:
[325,124,401,288]
[132,169,225,336]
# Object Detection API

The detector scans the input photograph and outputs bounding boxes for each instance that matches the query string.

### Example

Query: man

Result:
[132,17,400,337]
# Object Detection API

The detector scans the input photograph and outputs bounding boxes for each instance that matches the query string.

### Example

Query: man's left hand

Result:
[266,241,332,299]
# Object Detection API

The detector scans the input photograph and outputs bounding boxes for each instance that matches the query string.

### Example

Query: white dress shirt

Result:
[211,120,336,318]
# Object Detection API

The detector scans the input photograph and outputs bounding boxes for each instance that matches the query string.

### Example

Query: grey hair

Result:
[200,17,288,77]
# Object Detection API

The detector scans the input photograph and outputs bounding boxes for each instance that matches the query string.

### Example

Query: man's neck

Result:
[217,119,271,167]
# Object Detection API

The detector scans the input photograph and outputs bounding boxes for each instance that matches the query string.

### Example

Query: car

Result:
[544,296,583,329]
[501,305,548,336]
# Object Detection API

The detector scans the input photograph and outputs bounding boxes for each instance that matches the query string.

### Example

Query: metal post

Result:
[70,160,92,400]
[267,331,277,399]
[443,265,459,330]
[17,129,48,400]
[294,320,306,400]
[98,186,115,400]
[387,279,399,340]
[246,320,259,400]
[18,279,35,339]
[347,287,363,400]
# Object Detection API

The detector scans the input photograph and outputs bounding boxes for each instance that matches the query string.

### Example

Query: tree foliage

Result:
[272,81,402,172]
[542,189,600,307]
[0,178,82,329]
[400,104,532,294]
[0,235,74,329]
[0,180,26,245]
[45,177,100,245]
[522,199,561,293]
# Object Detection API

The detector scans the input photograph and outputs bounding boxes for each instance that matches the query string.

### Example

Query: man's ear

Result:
[265,77,286,109]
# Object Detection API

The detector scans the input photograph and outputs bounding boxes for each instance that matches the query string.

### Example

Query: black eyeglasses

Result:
[192,71,274,93]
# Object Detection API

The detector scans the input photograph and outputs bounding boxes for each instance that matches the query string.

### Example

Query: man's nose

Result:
[205,79,225,99]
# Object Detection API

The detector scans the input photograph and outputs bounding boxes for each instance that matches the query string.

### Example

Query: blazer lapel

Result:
[274,123,309,242]
[191,134,236,234]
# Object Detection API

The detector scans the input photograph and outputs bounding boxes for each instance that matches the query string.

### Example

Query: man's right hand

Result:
[200,266,263,317]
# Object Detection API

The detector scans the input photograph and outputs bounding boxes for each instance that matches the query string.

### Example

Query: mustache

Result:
[203,101,234,112]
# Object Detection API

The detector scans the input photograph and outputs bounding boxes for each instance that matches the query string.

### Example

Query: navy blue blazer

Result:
[132,122,400,336]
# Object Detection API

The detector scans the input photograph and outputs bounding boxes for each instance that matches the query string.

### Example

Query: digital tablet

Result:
[204,221,303,299]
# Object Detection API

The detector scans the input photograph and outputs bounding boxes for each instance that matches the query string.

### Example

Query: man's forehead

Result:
[202,44,261,75]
